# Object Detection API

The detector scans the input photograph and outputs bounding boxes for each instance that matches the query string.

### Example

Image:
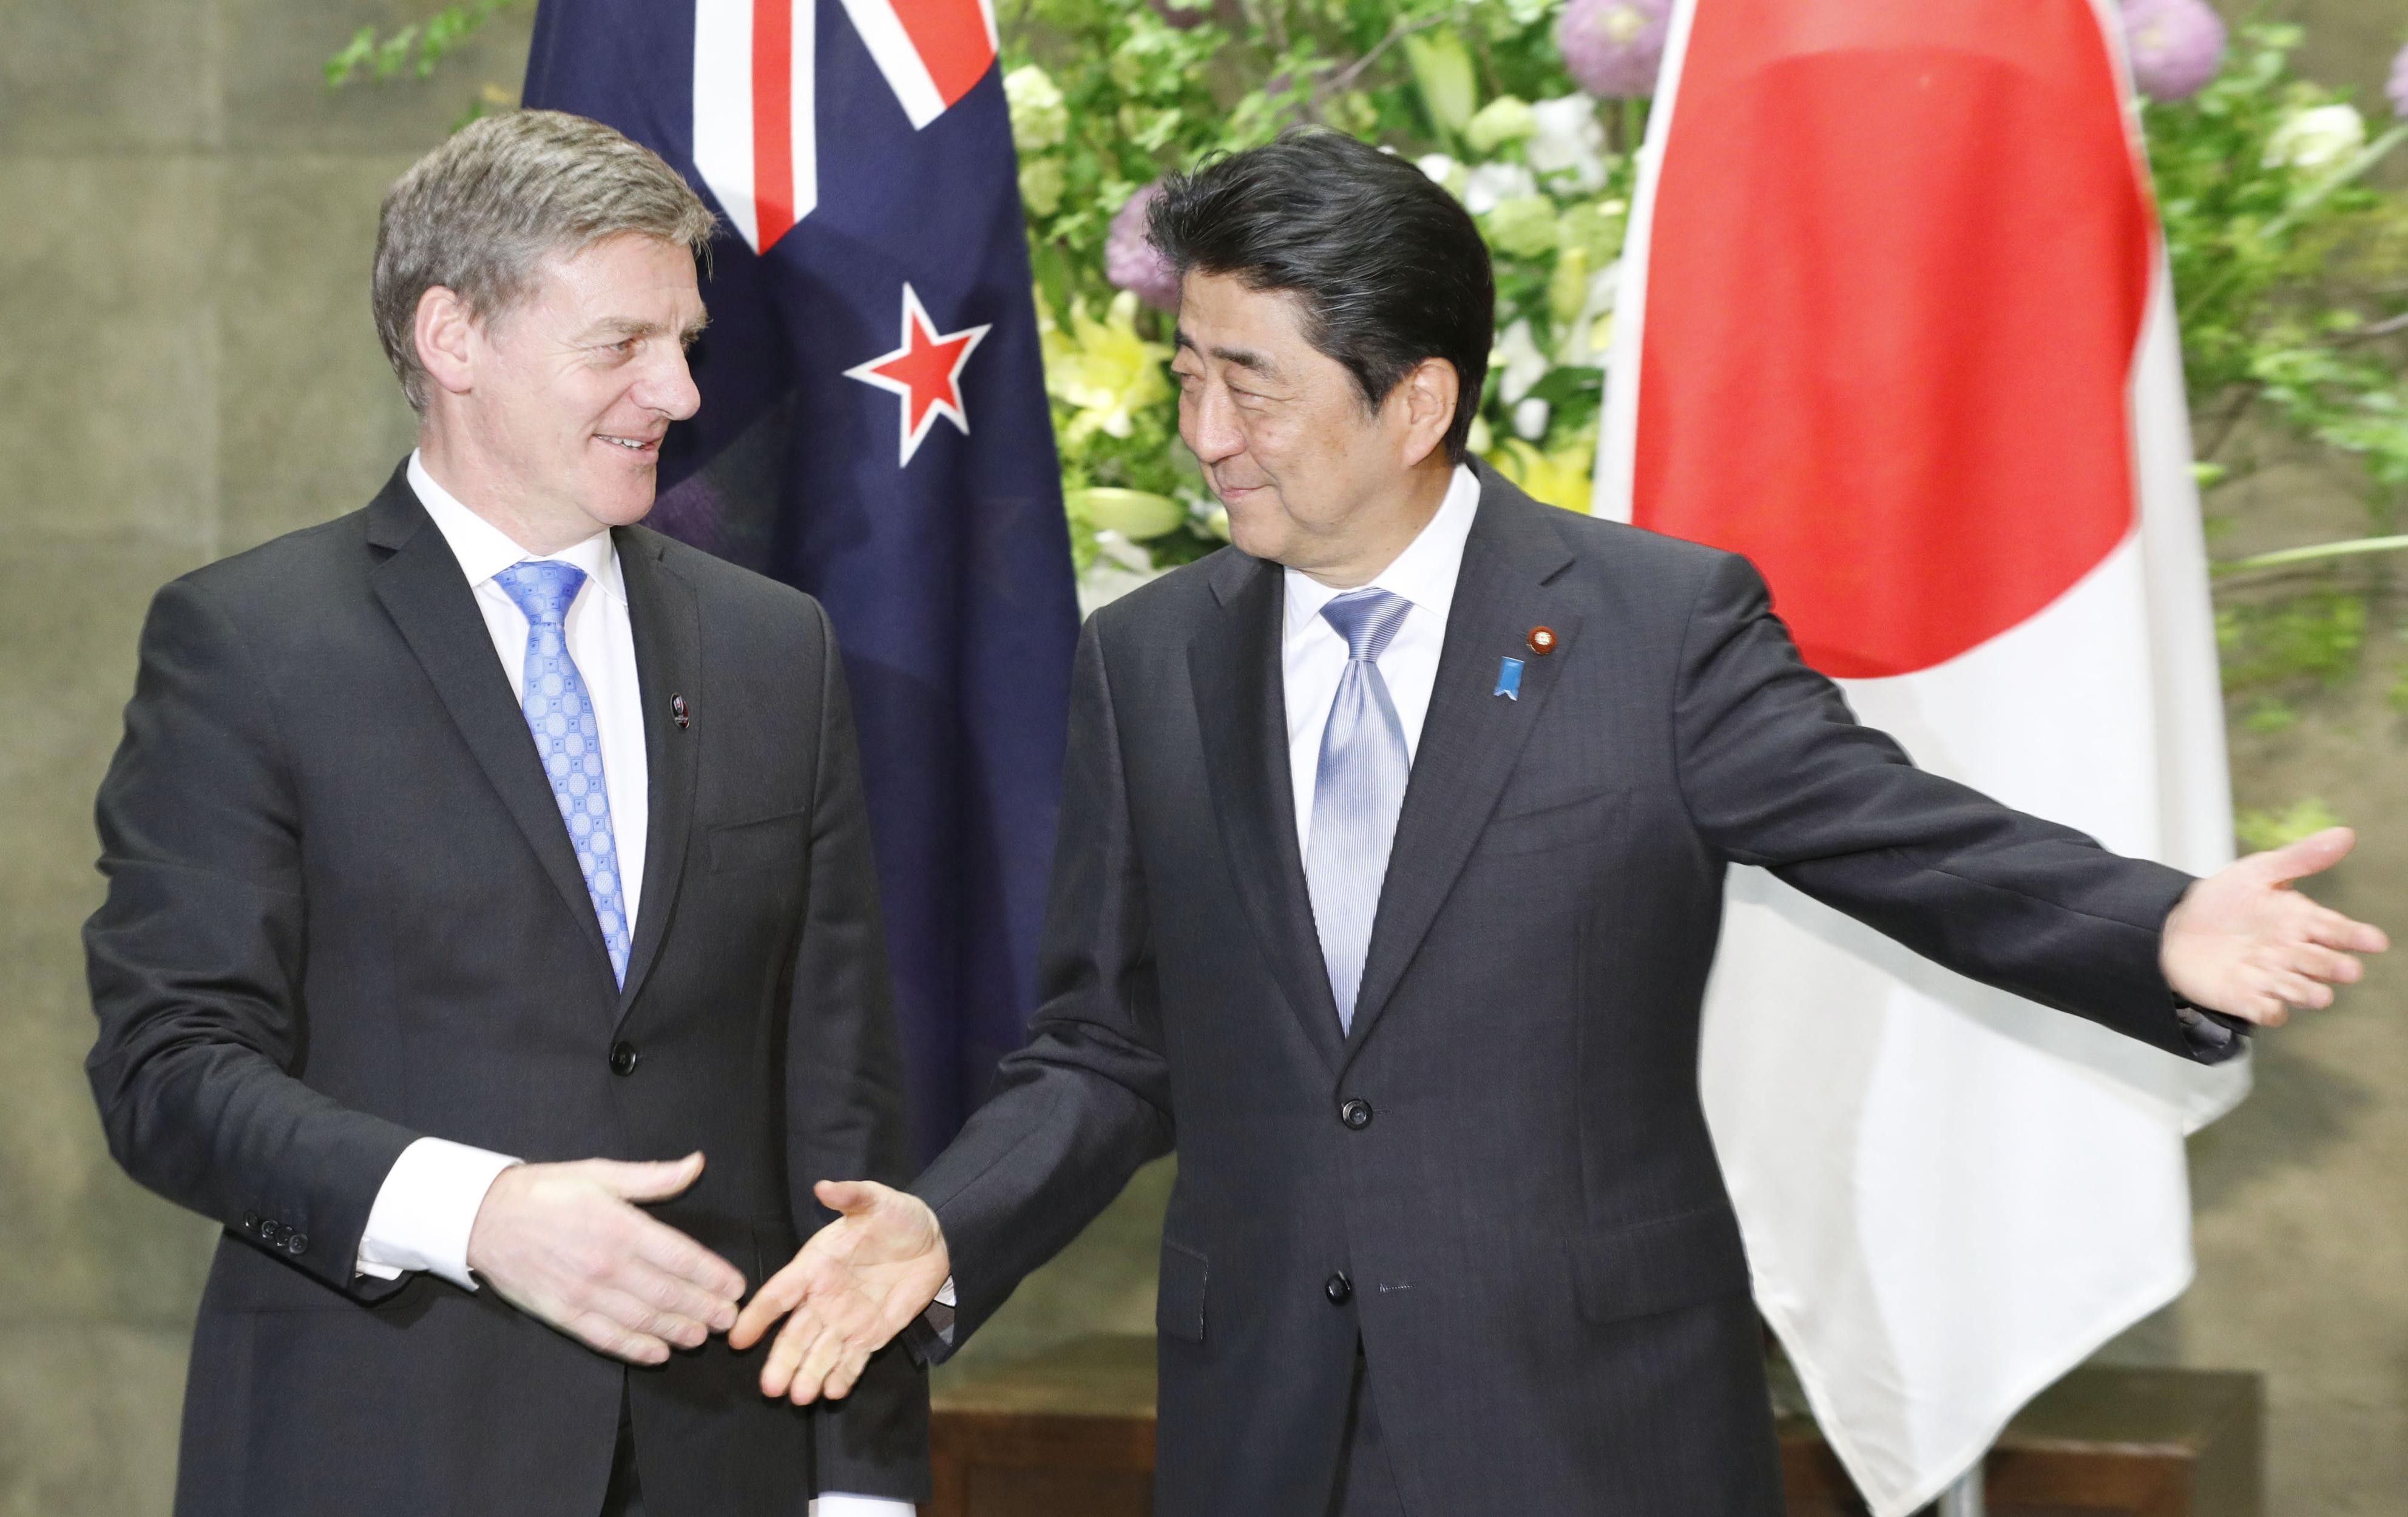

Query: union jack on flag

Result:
[692,0,999,251]
[525,0,1078,1162]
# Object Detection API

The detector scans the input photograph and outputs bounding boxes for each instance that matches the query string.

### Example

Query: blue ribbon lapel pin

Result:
[1495,656,1524,700]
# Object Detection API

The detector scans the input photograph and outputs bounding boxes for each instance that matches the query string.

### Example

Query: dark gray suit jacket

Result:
[85,465,928,1517]
[910,465,2235,1516]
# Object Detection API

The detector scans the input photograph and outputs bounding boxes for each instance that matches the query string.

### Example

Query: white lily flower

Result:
[1527,95,1610,193]
[1556,260,1622,366]
[1494,317,1551,405]
[1513,396,1553,440]
[1077,531,1164,617]
[1416,152,1464,195]
[2264,103,2366,172]
[1462,161,1538,215]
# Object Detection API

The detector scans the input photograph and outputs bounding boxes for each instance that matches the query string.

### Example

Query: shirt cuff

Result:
[356,1137,521,1289]
[811,1496,916,1516]
[2172,994,2252,1064]
[925,1275,958,1346]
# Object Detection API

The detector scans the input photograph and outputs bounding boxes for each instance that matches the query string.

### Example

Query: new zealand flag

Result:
[524,0,1078,1162]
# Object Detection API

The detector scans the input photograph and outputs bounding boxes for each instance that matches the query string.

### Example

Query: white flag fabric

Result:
[1591,1,2248,1511]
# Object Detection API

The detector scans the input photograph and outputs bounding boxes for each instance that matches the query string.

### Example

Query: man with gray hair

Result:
[85,110,927,1516]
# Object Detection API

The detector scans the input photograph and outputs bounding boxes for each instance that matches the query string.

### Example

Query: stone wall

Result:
[2,1,2401,1510]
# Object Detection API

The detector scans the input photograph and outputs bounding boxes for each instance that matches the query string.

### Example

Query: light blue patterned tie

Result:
[1306,588,1415,1035]
[494,561,631,987]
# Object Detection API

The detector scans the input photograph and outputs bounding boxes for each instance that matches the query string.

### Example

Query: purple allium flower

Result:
[1554,0,1671,101]
[2121,0,2227,104]
[1106,183,1181,313]
[2388,41,2408,120]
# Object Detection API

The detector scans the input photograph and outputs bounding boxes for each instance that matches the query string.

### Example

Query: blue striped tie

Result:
[1306,588,1414,1034]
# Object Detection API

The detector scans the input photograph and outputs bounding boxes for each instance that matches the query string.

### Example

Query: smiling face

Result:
[1170,271,1458,587]
[415,232,707,553]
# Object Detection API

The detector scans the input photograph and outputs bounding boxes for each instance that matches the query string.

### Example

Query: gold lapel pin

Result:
[1526,626,1558,657]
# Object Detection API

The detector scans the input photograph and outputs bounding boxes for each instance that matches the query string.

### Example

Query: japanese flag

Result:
[1592,0,2248,1511]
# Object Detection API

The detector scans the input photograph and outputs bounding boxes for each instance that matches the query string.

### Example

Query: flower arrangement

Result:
[329,3,2408,818]
[1004,0,1657,590]
[996,3,2408,642]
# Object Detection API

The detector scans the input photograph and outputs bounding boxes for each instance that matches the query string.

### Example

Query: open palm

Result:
[2162,826,2388,1025]
[729,1179,951,1404]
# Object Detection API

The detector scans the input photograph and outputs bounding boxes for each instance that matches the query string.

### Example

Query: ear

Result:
[413,286,480,399]
[1393,357,1461,469]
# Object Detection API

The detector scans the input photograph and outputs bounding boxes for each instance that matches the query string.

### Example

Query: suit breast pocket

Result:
[1476,785,1626,859]
[707,809,810,875]
[1572,1205,1752,1326]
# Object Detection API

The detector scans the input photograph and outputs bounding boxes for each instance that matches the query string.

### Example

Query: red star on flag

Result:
[844,283,992,466]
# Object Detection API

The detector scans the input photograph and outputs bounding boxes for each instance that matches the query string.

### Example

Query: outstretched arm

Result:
[736,613,1176,1402]
[1671,553,2383,1047]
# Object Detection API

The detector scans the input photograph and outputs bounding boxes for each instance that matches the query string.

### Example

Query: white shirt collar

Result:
[407,449,624,603]
[1283,463,1482,639]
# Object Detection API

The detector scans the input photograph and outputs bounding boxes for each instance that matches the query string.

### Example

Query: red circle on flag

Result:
[1632,0,2151,678]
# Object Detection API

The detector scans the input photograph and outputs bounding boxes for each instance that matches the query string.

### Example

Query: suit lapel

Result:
[1341,472,1580,1068]
[1190,551,1347,1076]
[365,471,616,991]
[613,530,700,1021]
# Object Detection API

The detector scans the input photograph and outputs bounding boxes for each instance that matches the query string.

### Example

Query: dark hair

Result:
[1146,129,1494,465]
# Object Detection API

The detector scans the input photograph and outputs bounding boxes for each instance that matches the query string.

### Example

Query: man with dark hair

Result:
[84,110,925,1517]
[732,129,2381,1515]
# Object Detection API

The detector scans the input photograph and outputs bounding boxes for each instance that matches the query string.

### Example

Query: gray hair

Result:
[373,109,719,412]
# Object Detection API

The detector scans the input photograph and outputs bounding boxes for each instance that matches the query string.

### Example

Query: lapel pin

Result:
[1495,657,1524,701]
[1526,626,1558,657]
[671,694,691,729]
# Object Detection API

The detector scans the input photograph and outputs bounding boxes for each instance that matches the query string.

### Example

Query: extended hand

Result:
[730,1179,950,1404]
[464,1151,746,1365]
[2162,826,2389,1025]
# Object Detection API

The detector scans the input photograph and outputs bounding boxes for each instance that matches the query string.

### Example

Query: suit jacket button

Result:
[286,1233,309,1256]
[240,1213,259,1234]
[259,1220,283,1243]
[1339,1098,1373,1130]
[610,1041,639,1076]
[1325,1272,1353,1305]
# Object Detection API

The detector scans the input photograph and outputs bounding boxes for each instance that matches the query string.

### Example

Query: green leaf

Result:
[2234,797,2343,853]
[2217,592,2366,691]
[1402,29,1478,140]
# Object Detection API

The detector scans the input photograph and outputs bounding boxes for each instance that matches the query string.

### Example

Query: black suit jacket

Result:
[910,465,2234,1516]
[85,465,928,1517]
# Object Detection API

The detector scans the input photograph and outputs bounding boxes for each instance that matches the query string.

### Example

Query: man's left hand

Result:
[2162,826,2389,1025]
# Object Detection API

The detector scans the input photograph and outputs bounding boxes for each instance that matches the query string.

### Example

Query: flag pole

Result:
[1936,1459,1986,1517]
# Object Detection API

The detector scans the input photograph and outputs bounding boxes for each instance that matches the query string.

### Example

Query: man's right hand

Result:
[730,1179,951,1404]
[464,1150,746,1365]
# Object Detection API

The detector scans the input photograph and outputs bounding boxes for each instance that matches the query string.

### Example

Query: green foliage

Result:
[2148,24,2408,529]
[2142,24,2408,712]
[1006,0,1638,572]
[2234,796,2345,852]
[325,7,2408,631]
[2215,590,2367,691]
[327,0,530,88]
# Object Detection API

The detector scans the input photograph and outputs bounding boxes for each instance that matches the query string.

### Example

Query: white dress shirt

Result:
[357,457,908,1516]
[354,453,651,1289]
[1282,464,1482,853]
[919,471,1483,1405]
